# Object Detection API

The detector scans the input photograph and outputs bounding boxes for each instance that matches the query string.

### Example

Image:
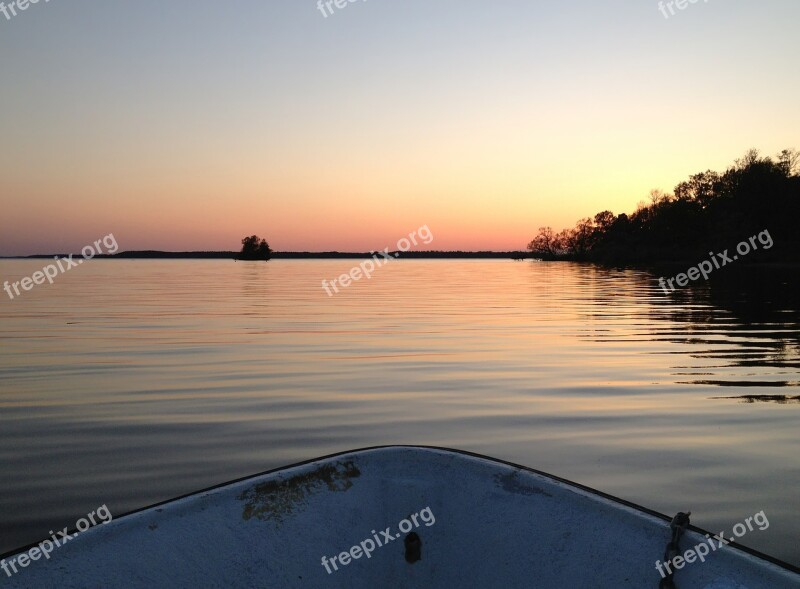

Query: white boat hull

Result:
[2,446,798,588]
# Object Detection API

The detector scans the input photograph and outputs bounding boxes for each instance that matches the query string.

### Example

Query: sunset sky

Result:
[1,0,799,255]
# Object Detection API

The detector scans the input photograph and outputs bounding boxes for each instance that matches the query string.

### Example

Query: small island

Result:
[237,235,272,261]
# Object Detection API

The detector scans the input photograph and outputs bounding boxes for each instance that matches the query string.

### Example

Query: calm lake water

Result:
[0,259,798,566]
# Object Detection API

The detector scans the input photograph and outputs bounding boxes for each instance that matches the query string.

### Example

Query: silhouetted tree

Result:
[593,211,616,231]
[777,149,800,176]
[239,235,272,261]
[673,171,719,208]
[527,227,562,258]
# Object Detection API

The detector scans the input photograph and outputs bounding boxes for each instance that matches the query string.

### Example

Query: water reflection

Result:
[711,395,800,404]
[578,264,800,390]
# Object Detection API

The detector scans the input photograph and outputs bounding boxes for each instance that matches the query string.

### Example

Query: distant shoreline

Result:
[3,252,798,269]
[2,251,533,260]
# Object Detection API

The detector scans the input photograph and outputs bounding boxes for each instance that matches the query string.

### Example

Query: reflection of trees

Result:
[711,395,800,404]
[572,264,800,390]
[648,266,800,387]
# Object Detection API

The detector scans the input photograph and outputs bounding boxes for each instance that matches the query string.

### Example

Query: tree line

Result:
[528,149,800,263]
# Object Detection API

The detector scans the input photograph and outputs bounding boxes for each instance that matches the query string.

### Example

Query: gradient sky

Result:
[1,0,799,255]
